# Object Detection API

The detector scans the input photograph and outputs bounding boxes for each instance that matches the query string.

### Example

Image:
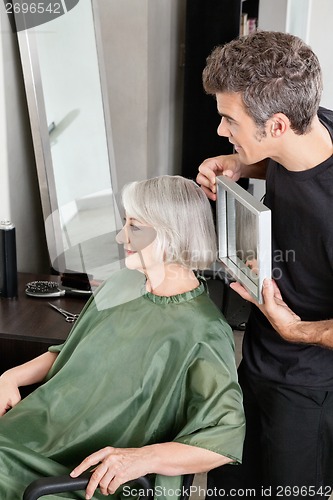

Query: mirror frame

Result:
[14,1,120,272]
[216,175,271,303]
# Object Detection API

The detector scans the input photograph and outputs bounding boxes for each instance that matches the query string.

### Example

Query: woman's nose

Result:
[115,226,129,244]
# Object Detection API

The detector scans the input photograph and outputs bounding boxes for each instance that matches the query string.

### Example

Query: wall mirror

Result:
[14,0,122,281]
[216,176,271,303]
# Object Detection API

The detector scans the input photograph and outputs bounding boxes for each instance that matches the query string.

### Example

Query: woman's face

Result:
[116,215,158,272]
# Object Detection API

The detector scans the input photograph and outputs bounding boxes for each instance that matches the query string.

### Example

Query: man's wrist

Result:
[286,320,331,348]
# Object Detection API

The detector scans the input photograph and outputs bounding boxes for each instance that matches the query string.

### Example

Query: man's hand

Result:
[231,279,333,348]
[257,279,302,341]
[230,279,302,343]
[196,154,242,200]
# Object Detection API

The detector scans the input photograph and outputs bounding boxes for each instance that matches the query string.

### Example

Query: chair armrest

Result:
[182,474,194,500]
[23,472,154,500]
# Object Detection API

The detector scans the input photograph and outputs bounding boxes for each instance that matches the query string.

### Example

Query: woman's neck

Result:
[145,263,199,296]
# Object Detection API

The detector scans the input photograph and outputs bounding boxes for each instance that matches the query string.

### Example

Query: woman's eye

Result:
[130,225,141,232]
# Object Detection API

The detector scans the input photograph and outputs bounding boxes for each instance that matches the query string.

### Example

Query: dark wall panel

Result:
[182,0,241,179]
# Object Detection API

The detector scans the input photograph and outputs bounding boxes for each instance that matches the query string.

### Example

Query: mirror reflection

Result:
[18,0,121,280]
[227,196,258,285]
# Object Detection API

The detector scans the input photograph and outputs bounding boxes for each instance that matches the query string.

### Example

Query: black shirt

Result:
[243,107,333,388]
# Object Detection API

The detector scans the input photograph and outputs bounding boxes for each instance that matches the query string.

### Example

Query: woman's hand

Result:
[71,441,233,499]
[0,352,58,417]
[196,154,243,200]
[0,375,21,416]
[70,446,151,499]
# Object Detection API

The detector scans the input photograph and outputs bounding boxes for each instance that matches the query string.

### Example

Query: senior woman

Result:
[0,175,244,499]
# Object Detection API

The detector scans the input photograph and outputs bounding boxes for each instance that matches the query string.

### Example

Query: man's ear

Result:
[269,113,290,137]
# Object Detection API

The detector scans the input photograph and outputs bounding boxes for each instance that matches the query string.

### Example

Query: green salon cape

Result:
[0,268,245,499]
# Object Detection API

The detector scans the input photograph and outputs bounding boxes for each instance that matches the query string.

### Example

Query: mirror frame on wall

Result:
[14,0,120,274]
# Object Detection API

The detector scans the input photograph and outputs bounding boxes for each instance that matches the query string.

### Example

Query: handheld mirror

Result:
[216,176,271,304]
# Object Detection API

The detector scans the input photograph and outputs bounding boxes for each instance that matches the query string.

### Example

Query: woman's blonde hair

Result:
[121,175,217,269]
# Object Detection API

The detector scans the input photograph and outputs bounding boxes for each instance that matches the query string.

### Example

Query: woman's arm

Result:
[147,441,232,474]
[0,351,58,415]
[71,442,232,499]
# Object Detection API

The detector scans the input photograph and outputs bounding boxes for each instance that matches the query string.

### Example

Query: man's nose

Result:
[217,117,230,137]
[115,226,129,244]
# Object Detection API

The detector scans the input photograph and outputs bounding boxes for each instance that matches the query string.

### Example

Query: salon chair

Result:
[23,471,194,500]
[200,265,250,331]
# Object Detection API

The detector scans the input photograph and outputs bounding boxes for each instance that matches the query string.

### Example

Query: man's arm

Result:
[287,320,333,349]
[240,158,268,180]
[231,279,333,349]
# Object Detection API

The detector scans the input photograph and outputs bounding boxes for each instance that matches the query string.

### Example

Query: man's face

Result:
[216,92,271,165]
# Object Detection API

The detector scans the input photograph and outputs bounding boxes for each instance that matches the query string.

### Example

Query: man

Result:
[197,31,333,499]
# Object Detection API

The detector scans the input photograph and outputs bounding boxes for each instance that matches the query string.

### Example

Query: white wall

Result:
[258,0,289,32]
[98,0,149,191]
[98,0,185,191]
[307,0,333,110]
[147,0,185,179]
